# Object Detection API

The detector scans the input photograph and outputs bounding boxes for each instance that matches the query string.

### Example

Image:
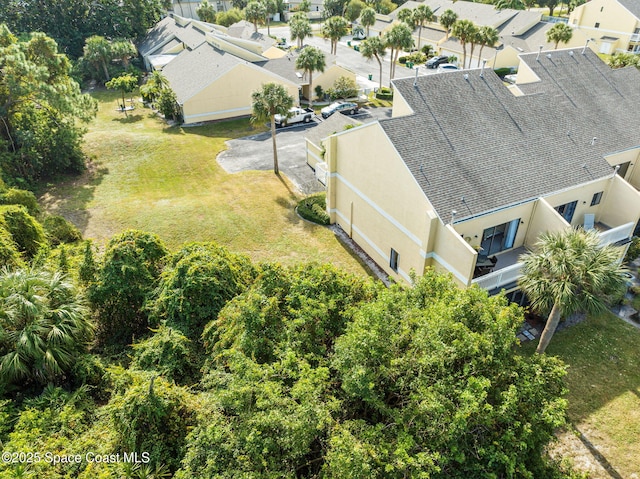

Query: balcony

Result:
[630,33,640,42]
[471,223,634,292]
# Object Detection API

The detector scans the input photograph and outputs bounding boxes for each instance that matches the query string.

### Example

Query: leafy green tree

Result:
[263,0,278,36]
[296,46,326,108]
[289,12,312,49]
[298,0,311,11]
[105,73,139,114]
[412,4,433,50]
[245,1,267,33]
[519,228,627,354]
[0,268,92,387]
[322,16,350,55]
[477,25,499,65]
[149,242,256,342]
[156,87,182,122]
[327,75,359,99]
[83,35,113,81]
[0,206,46,258]
[110,39,137,68]
[345,0,366,22]
[359,6,376,37]
[495,0,525,10]
[361,36,387,90]
[439,8,457,40]
[89,230,168,348]
[215,8,244,26]
[251,83,295,175]
[0,28,97,184]
[323,0,348,17]
[108,370,196,472]
[546,22,573,49]
[467,22,481,68]
[140,70,170,105]
[131,325,197,384]
[451,19,477,68]
[384,22,413,81]
[397,8,415,29]
[540,0,560,17]
[196,0,217,22]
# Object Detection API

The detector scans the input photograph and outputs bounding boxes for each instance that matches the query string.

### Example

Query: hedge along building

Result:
[139,14,354,123]
[316,48,640,293]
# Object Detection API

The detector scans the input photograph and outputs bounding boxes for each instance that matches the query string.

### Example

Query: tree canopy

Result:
[0,27,97,185]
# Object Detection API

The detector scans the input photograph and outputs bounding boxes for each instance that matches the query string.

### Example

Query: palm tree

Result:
[196,0,217,22]
[519,229,627,354]
[477,26,499,66]
[451,19,477,69]
[245,0,267,33]
[0,268,93,385]
[251,83,295,175]
[412,4,434,51]
[439,9,458,41]
[360,36,387,89]
[360,7,376,37]
[384,22,414,82]
[296,46,326,108]
[83,35,113,81]
[290,12,312,49]
[546,22,573,49]
[263,0,277,36]
[397,8,415,29]
[467,24,481,68]
[322,16,350,55]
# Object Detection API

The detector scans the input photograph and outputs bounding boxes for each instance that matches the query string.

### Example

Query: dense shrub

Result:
[71,354,109,400]
[131,325,197,384]
[43,214,82,245]
[625,236,640,263]
[0,188,39,216]
[326,75,359,100]
[0,205,47,257]
[149,242,256,342]
[0,227,23,268]
[375,86,393,100]
[494,67,512,78]
[89,230,168,347]
[297,193,330,225]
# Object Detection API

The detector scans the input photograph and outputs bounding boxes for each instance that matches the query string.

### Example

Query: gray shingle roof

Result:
[226,20,276,48]
[257,50,338,86]
[161,43,243,103]
[383,48,640,221]
[138,16,206,56]
[305,114,360,147]
[618,0,640,19]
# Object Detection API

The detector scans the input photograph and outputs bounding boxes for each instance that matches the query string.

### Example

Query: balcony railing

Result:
[471,262,522,291]
[630,33,640,42]
[598,222,635,245]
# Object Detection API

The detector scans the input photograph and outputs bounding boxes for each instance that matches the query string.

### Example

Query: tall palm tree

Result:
[296,46,326,108]
[360,36,387,90]
[360,7,376,37]
[439,9,458,41]
[322,16,350,55]
[251,83,295,175]
[290,12,312,49]
[384,22,414,82]
[245,0,267,33]
[83,35,113,81]
[397,8,415,29]
[519,229,627,354]
[263,0,277,36]
[477,26,499,66]
[0,268,93,385]
[412,4,434,51]
[546,22,573,49]
[451,19,477,69]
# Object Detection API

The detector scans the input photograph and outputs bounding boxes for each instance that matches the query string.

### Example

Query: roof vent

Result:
[569,50,574,57]
[582,38,591,54]
[480,59,487,77]
[450,210,457,225]
[546,53,552,59]
[463,73,469,81]
[536,45,543,61]
[591,136,597,145]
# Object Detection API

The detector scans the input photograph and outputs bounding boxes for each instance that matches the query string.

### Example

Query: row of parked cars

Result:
[274,101,360,127]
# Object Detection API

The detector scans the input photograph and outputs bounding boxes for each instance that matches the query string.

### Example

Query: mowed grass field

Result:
[523,313,640,478]
[39,90,369,275]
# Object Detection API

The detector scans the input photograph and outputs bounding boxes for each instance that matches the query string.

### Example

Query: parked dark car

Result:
[321,101,359,119]
[425,55,449,69]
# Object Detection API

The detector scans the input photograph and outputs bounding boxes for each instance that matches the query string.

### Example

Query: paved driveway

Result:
[217,107,392,194]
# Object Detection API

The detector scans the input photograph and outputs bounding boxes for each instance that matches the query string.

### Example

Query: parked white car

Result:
[437,63,460,73]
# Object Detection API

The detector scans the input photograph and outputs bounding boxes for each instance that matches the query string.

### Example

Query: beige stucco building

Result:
[569,0,640,54]
[315,48,640,294]
[139,14,355,123]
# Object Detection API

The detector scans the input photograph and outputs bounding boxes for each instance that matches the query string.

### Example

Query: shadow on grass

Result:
[112,114,144,123]
[574,427,625,479]
[37,161,109,235]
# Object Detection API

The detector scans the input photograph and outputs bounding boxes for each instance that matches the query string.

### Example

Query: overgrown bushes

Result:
[297,193,330,225]
[375,86,393,100]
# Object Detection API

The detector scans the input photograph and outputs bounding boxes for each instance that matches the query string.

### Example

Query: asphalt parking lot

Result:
[216,107,392,193]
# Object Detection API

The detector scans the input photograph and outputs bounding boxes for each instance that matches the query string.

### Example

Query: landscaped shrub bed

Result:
[376,87,393,100]
[297,193,330,225]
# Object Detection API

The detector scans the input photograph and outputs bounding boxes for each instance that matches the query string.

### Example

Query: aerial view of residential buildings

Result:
[0,0,639,477]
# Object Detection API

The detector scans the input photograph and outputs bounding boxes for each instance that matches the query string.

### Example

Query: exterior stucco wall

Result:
[181,63,299,123]
[570,0,640,53]
[325,123,433,283]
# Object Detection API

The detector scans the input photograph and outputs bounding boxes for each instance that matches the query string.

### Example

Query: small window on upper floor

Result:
[595,22,600,28]
[591,191,603,206]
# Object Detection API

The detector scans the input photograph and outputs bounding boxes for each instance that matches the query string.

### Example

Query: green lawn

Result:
[38,90,370,276]
[523,313,640,478]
